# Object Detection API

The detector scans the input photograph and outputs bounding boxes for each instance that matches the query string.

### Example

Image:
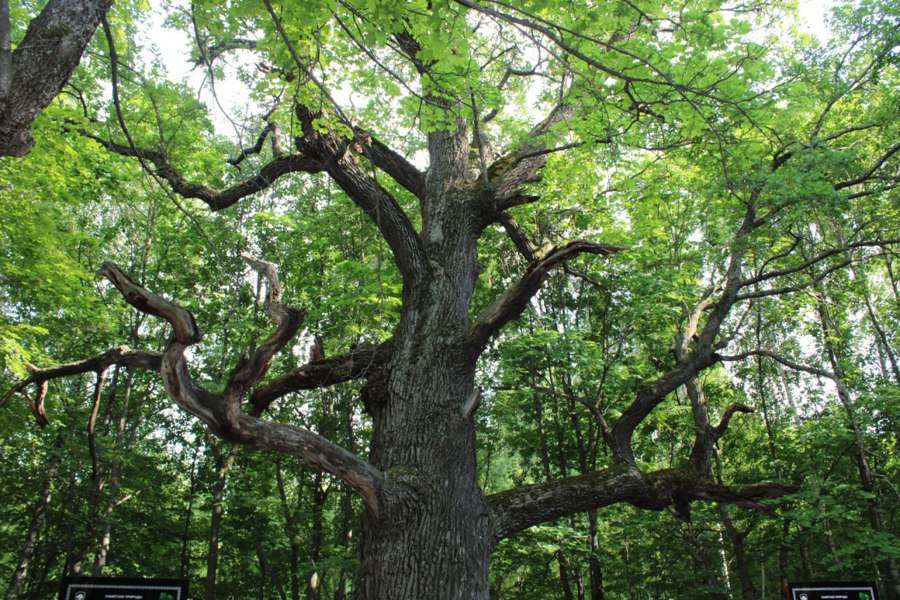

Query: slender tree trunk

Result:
[587,511,605,600]
[779,521,791,597]
[531,380,578,598]
[306,472,326,600]
[720,507,757,600]
[92,369,133,576]
[61,472,80,577]
[70,372,108,575]
[335,484,355,600]
[682,520,729,600]
[205,442,239,600]
[6,432,65,600]
[275,457,302,600]
[253,521,287,600]
[179,442,200,579]
[816,299,899,600]
[90,461,119,576]
[561,375,605,600]
[335,390,358,600]
[24,547,56,600]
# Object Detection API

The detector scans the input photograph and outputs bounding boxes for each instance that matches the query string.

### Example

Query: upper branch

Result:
[295,106,428,286]
[228,121,281,168]
[834,141,900,191]
[720,350,837,382]
[357,131,426,200]
[491,103,577,205]
[737,239,899,296]
[84,133,323,211]
[468,240,624,348]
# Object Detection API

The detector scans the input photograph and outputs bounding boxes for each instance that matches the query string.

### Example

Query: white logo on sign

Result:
[74,593,86,600]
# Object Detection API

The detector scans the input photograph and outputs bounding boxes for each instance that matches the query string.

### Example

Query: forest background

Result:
[0,0,898,599]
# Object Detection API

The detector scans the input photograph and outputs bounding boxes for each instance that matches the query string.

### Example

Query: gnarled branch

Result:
[250,340,391,415]
[488,464,796,541]
[712,403,755,440]
[84,133,323,211]
[468,240,624,348]
[227,122,282,168]
[25,262,386,511]
[224,256,307,407]
[611,204,756,465]
[3,346,162,425]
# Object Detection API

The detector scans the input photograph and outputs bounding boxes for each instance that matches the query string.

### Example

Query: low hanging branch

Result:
[2,346,162,425]
[8,261,384,512]
[487,463,797,541]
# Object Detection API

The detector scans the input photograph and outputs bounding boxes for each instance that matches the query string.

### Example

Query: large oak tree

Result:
[6,0,899,598]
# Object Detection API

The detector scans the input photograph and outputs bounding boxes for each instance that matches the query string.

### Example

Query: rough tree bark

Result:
[0,0,113,156]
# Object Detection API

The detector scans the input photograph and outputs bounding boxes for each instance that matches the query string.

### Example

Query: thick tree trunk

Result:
[0,0,113,156]
[358,349,492,599]
[356,178,492,597]
[14,83,797,600]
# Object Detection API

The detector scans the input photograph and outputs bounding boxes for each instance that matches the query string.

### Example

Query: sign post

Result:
[788,582,879,600]
[59,576,188,600]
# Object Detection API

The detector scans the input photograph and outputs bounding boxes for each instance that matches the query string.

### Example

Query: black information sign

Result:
[788,582,879,600]
[60,576,188,600]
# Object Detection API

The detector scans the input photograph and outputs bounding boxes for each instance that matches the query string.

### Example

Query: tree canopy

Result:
[1,0,898,599]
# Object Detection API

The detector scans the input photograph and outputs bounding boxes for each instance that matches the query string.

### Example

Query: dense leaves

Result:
[1,0,898,598]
